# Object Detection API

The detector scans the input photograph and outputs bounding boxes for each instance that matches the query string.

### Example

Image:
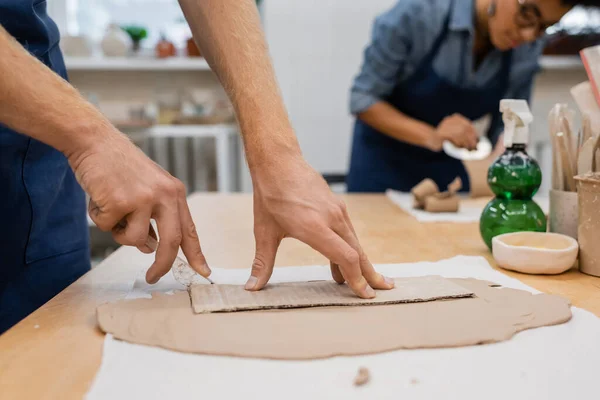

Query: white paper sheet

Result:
[386,190,550,223]
[87,256,600,400]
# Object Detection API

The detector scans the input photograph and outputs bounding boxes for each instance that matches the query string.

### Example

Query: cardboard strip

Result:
[189,276,474,314]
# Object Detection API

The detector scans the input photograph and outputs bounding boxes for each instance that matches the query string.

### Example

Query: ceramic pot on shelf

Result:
[101,23,131,57]
[186,37,202,57]
[60,35,94,57]
[156,35,177,58]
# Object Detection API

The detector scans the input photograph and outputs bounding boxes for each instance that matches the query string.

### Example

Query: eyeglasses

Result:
[514,0,552,35]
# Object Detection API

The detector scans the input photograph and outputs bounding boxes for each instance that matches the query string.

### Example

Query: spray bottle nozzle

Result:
[500,99,533,148]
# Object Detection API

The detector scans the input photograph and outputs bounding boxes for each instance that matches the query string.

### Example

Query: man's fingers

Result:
[146,204,182,284]
[334,221,393,291]
[246,229,281,291]
[88,199,123,232]
[177,195,211,278]
[330,262,345,284]
[111,209,153,253]
[299,226,374,299]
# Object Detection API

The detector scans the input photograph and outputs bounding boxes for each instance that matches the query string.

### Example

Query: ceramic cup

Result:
[575,174,600,277]
[549,189,578,239]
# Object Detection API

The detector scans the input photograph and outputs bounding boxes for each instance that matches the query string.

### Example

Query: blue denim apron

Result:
[347,8,512,193]
[0,0,90,333]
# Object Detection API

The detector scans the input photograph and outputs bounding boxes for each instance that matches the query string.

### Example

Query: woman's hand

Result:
[434,114,478,151]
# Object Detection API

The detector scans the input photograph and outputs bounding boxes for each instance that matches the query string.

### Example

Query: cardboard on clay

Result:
[97,278,572,360]
[189,275,473,313]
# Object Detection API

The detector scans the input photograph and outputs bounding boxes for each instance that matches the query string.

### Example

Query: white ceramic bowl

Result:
[492,231,579,275]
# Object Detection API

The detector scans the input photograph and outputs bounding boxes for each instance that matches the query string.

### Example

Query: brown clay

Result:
[575,173,600,277]
[411,179,439,208]
[354,367,370,386]
[447,177,463,194]
[412,177,462,212]
[424,194,460,213]
[96,278,571,360]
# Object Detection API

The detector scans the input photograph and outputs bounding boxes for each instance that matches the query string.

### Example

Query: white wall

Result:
[264,0,589,197]
[264,0,397,175]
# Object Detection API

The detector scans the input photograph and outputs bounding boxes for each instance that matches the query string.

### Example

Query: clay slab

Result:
[97,278,572,360]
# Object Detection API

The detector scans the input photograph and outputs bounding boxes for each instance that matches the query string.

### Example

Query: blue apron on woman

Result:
[0,1,90,333]
[347,4,512,193]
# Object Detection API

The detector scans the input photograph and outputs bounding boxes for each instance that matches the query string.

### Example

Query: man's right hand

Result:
[432,113,478,151]
[68,130,211,284]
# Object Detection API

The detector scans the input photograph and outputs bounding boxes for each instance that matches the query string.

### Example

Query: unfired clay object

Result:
[492,232,578,275]
[575,173,600,277]
[412,177,462,213]
[423,194,460,213]
[97,278,572,360]
[411,179,439,204]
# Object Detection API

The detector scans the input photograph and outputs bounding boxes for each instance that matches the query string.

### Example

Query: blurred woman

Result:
[347,0,596,192]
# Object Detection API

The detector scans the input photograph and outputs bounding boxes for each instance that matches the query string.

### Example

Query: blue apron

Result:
[0,0,90,333]
[347,8,512,193]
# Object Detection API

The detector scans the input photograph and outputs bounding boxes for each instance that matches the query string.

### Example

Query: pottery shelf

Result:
[64,56,211,71]
[87,123,239,227]
[539,55,583,70]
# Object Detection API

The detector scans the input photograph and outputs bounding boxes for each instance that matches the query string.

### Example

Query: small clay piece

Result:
[411,179,439,208]
[354,367,370,386]
[411,177,462,213]
[424,194,460,213]
[447,177,463,194]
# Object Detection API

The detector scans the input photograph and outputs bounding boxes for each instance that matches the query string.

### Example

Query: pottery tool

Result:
[580,46,600,107]
[146,235,214,285]
[549,105,582,192]
[556,132,576,192]
[570,81,600,135]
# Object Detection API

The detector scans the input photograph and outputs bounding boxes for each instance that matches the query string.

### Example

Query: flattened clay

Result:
[189,276,473,313]
[97,278,572,360]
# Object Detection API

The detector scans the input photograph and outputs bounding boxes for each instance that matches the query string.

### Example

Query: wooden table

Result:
[1,194,599,399]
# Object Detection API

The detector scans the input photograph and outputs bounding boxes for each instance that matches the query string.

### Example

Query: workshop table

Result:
[1,194,599,399]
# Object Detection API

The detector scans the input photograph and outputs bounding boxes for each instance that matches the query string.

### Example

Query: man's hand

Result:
[433,114,478,151]
[0,25,208,284]
[247,155,395,299]
[69,131,211,284]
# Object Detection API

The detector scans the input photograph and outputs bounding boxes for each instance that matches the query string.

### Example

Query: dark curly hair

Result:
[561,0,600,6]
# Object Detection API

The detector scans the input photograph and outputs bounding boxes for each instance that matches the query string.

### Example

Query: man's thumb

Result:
[245,231,280,291]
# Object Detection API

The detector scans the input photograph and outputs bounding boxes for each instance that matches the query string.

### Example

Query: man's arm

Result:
[178,0,394,297]
[0,25,210,283]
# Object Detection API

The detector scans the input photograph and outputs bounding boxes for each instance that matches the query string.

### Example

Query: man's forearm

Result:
[357,101,437,149]
[0,25,116,158]
[178,0,302,173]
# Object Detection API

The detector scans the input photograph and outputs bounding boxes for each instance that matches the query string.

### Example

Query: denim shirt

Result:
[350,0,545,140]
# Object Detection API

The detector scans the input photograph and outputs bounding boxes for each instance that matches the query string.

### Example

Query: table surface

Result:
[1,193,599,399]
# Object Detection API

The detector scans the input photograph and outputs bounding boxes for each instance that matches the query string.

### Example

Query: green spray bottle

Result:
[479,99,546,249]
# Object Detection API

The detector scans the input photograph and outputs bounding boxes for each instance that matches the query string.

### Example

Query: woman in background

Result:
[347,0,596,193]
